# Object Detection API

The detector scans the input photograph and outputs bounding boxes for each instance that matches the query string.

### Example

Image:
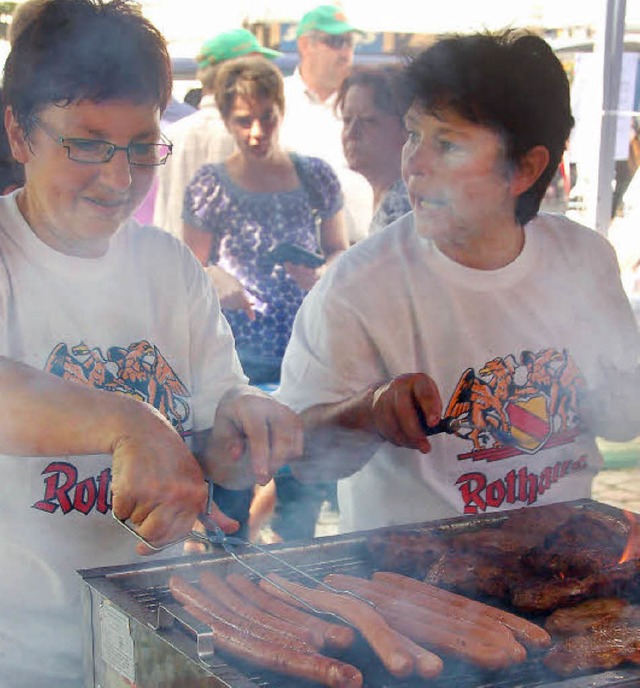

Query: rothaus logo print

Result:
[32,339,189,515]
[443,348,588,513]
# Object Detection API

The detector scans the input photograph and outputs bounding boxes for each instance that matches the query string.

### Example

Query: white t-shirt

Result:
[153,95,236,239]
[0,191,246,686]
[278,212,640,533]
[280,70,373,244]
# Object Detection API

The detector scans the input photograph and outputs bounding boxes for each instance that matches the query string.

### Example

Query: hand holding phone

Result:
[266,242,326,269]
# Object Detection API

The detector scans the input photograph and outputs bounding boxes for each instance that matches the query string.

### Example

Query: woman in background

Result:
[183,55,348,386]
[337,66,412,233]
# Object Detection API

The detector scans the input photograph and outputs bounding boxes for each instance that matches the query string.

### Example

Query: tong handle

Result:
[416,409,459,436]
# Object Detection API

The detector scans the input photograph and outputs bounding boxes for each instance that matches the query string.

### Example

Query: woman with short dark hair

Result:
[0,1,302,684]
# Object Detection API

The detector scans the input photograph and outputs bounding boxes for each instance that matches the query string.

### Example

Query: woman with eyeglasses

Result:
[0,1,302,684]
[183,55,349,387]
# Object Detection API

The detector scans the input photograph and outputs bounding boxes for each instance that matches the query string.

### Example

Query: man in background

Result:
[280,4,374,244]
[153,28,281,239]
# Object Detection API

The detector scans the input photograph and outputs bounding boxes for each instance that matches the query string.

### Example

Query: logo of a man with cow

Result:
[445,348,585,460]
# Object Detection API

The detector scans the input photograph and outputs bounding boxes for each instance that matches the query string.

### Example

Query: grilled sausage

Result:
[199,571,321,649]
[386,627,444,679]
[179,599,363,688]
[226,573,340,649]
[168,574,313,653]
[326,573,526,664]
[253,575,356,650]
[328,572,517,640]
[380,604,513,671]
[324,573,514,670]
[263,573,415,678]
[373,571,551,650]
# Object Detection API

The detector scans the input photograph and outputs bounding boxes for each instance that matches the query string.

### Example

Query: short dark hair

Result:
[214,56,284,120]
[8,0,50,46]
[3,0,172,132]
[335,65,412,121]
[405,30,574,225]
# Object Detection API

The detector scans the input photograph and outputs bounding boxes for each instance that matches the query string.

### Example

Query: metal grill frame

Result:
[79,499,640,688]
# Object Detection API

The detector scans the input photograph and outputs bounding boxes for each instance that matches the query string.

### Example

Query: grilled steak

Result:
[510,560,640,613]
[545,598,630,636]
[543,609,640,676]
[521,511,631,579]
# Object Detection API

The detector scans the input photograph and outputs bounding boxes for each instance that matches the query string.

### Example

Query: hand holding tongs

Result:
[114,480,376,621]
[113,479,246,552]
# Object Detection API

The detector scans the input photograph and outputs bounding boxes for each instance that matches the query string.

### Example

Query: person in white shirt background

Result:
[279,4,374,244]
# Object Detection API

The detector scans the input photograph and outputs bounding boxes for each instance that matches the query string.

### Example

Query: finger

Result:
[183,539,207,554]
[111,490,136,524]
[413,374,443,427]
[392,385,432,452]
[136,541,157,556]
[242,295,256,321]
[241,410,270,484]
[225,436,246,462]
[134,505,198,551]
[265,407,304,474]
[200,503,240,534]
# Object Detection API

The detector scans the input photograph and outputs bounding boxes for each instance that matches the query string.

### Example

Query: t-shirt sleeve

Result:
[182,164,227,238]
[298,156,344,221]
[177,239,248,430]
[276,267,382,412]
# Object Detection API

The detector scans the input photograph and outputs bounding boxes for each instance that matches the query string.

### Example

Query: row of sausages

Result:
[168,569,552,686]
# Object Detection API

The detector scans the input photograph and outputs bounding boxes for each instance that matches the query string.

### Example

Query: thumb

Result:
[242,292,256,321]
[200,507,240,535]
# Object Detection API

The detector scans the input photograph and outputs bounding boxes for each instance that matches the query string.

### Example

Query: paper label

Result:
[100,601,136,683]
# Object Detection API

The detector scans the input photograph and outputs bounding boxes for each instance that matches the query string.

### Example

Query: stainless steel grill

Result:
[79,499,640,688]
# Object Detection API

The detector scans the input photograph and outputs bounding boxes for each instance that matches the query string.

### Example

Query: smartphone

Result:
[266,242,326,268]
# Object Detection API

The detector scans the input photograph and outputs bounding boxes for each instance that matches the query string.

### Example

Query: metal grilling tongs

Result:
[114,479,374,622]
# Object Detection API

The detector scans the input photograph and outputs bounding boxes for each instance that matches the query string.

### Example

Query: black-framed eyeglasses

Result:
[30,116,173,167]
[314,32,354,50]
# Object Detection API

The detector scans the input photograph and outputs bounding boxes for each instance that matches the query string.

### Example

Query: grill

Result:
[79,498,640,688]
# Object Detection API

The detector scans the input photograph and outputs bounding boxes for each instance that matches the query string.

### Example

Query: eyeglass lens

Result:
[320,33,353,49]
[65,140,171,166]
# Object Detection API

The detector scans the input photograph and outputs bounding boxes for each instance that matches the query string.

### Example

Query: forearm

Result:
[205,264,233,290]
[323,247,346,266]
[319,211,349,264]
[292,387,384,482]
[0,356,153,456]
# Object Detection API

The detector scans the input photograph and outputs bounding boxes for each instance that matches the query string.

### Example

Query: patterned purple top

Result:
[183,154,342,363]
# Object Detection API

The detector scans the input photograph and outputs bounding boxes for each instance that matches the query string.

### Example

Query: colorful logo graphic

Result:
[44,339,190,433]
[444,348,585,461]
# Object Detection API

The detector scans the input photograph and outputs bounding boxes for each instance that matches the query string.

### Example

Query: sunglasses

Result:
[314,32,354,50]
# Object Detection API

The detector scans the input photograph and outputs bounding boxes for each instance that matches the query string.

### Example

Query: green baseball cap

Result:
[296,5,364,38]
[196,29,282,69]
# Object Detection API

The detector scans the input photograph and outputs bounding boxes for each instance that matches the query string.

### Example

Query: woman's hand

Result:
[205,265,256,320]
[197,386,304,489]
[369,373,443,454]
[110,400,239,555]
[283,261,325,292]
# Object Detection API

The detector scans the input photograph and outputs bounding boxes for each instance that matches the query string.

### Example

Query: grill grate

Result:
[82,500,640,688]
[127,554,639,688]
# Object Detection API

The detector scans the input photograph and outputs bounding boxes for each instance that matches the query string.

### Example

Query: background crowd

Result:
[1,2,639,687]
